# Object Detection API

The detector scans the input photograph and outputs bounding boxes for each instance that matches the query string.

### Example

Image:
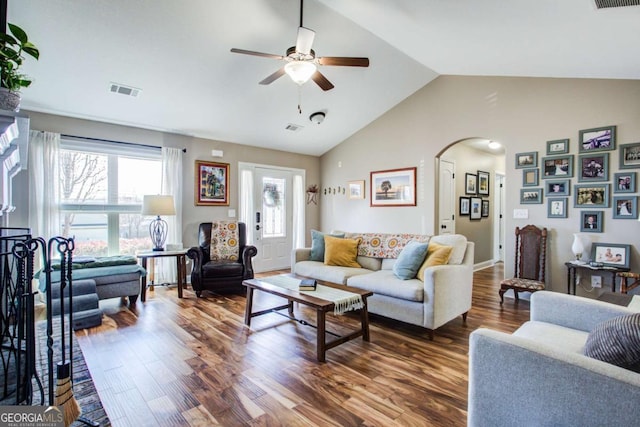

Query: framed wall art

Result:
[459,197,470,216]
[370,167,416,207]
[545,179,570,197]
[614,172,636,193]
[465,173,477,194]
[542,155,573,178]
[580,211,603,233]
[470,197,482,220]
[481,199,490,217]
[613,196,638,219]
[520,188,543,204]
[574,184,610,208]
[619,142,640,169]
[348,180,365,199]
[578,153,609,182]
[515,152,537,169]
[547,198,567,218]
[522,168,539,187]
[579,125,615,152]
[546,138,569,155]
[477,170,490,196]
[591,242,631,269]
[195,160,229,206]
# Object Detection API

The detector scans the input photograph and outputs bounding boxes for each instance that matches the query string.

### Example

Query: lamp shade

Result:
[141,195,176,216]
[284,60,316,85]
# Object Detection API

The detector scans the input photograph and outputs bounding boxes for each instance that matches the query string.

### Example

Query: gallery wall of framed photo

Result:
[515,125,639,233]
[460,169,491,221]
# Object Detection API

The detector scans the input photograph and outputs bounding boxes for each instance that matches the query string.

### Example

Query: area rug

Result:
[36,318,110,426]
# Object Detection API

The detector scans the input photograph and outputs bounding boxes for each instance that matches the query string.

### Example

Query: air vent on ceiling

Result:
[285,123,303,132]
[109,82,141,97]
[594,0,640,8]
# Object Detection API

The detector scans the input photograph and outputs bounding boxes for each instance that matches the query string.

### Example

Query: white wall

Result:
[320,75,640,297]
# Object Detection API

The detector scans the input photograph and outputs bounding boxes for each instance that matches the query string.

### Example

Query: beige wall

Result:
[320,75,640,297]
[13,111,321,249]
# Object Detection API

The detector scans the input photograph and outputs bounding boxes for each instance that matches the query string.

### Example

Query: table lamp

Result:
[141,195,176,251]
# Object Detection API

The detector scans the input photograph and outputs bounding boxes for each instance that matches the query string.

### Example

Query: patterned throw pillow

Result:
[583,312,640,372]
[210,221,240,261]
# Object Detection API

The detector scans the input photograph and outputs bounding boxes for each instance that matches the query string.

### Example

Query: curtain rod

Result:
[60,134,187,153]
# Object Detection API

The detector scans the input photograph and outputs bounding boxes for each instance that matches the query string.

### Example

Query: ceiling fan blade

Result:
[295,27,315,55]
[318,57,370,67]
[259,67,286,85]
[230,48,284,60]
[311,71,334,91]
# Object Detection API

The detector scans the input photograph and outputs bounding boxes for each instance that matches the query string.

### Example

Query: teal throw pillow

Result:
[393,241,430,280]
[310,230,344,261]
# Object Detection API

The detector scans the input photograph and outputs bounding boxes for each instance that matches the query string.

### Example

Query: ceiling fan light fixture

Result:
[284,60,316,85]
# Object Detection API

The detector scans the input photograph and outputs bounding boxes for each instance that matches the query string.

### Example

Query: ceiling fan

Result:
[230,0,369,91]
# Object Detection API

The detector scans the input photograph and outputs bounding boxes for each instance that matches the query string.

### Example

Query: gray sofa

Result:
[468,291,640,427]
[292,232,474,338]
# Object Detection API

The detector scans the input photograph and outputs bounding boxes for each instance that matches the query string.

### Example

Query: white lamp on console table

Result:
[141,195,176,251]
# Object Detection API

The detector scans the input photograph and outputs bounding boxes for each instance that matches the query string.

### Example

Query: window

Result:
[59,138,161,256]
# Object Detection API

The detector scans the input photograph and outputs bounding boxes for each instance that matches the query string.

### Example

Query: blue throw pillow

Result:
[393,241,430,280]
[310,230,345,261]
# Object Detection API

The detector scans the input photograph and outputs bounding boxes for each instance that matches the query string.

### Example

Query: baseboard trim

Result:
[474,260,495,271]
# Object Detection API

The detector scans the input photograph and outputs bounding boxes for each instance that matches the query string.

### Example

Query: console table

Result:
[565,262,630,295]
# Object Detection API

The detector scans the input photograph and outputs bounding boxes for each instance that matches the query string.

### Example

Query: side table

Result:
[565,261,630,295]
[137,249,188,302]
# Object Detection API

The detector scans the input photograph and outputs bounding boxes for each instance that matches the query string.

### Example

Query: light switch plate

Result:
[513,208,529,219]
[228,209,236,218]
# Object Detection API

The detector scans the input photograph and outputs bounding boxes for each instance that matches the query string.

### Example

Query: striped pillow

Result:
[583,313,640,372]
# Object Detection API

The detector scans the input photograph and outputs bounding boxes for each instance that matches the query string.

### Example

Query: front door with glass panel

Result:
[253,168,293,272]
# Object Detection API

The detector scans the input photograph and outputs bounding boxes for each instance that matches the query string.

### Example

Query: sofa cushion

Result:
[293,261,371,285]
[583,313,640,372]
[310,230,345,261]
[324,236,361,268]
[513,321,589,354]
[348,270,423,302]
[417,242,453,281]
[429,234,467,265]
[393,241,429,280]
[357,256,382,271]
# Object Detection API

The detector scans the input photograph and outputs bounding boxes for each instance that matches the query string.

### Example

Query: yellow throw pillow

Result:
[416,242,453,281]
[324,235,362,268]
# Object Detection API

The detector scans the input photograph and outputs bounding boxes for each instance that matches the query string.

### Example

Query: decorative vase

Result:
[0,88,21,112]
[571,233,584,262]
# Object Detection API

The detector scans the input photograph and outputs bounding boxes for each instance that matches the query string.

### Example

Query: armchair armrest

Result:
[530,291,634,332]
[469,328,640,427]
[241,245,258,278]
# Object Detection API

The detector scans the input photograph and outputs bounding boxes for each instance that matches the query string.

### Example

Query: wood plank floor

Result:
[75,263,529,426]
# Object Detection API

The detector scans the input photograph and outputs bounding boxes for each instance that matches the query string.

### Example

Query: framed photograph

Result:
[545,179,570,197]
[591,242,631,269]
[614,172,636,193]
[470,197,482,220]
[581,211,603,233]
[547,198,567,218]
[613,196,638,219]
[477,170,490,196]
[579,125,616,152]
[370,167,416,207]
[481,199,490,217]
[542,155,573,178]
[348,180,365,199]
[459,197,470,216]
[578,153,609,182]
[574,184,610,208]
[546,138,569,155]
[195,160,229,206]
[465,173,477,195]
[520,188,543,204]
[619,142,640,169]
[522,168,539,187]
[515,152,537,169]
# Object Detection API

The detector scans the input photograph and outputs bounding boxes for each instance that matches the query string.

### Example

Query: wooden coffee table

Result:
[242,275,373,362]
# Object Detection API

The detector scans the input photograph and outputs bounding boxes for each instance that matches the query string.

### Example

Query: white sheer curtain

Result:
[156,147,183,283]
[240,168,254,244]
[292,174,305,249]
[28,130,60,240]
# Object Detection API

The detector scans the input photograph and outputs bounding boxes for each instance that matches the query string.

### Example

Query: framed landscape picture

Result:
[581,211,603,233]
[578,153,609,182]
[470,197,482,220]
[477,170,490,196]
[614,172,636,193]
[591,242,631,269]
[619,142,640,169]
[195,160,229,206]
[348,180,365,199]
[542,155,573,178]
[546,138,569,155]
[459,197,470,216]
[579,125,615,152]
[520,188,543,204]
[613,196,638,219]
[547,198,567,218]
[481,199,489,217]
[465,173,477,195]
[515,152,537,169]
[574,184,610,208]
[522,168,539,187]
[370,167,416,207]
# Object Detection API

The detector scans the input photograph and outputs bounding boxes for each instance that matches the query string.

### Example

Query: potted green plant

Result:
[0,23,39,111]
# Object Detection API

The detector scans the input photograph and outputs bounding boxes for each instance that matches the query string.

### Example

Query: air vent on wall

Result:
[594,0,640,8]
[285,123,303,132]
[109,82,141,97]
